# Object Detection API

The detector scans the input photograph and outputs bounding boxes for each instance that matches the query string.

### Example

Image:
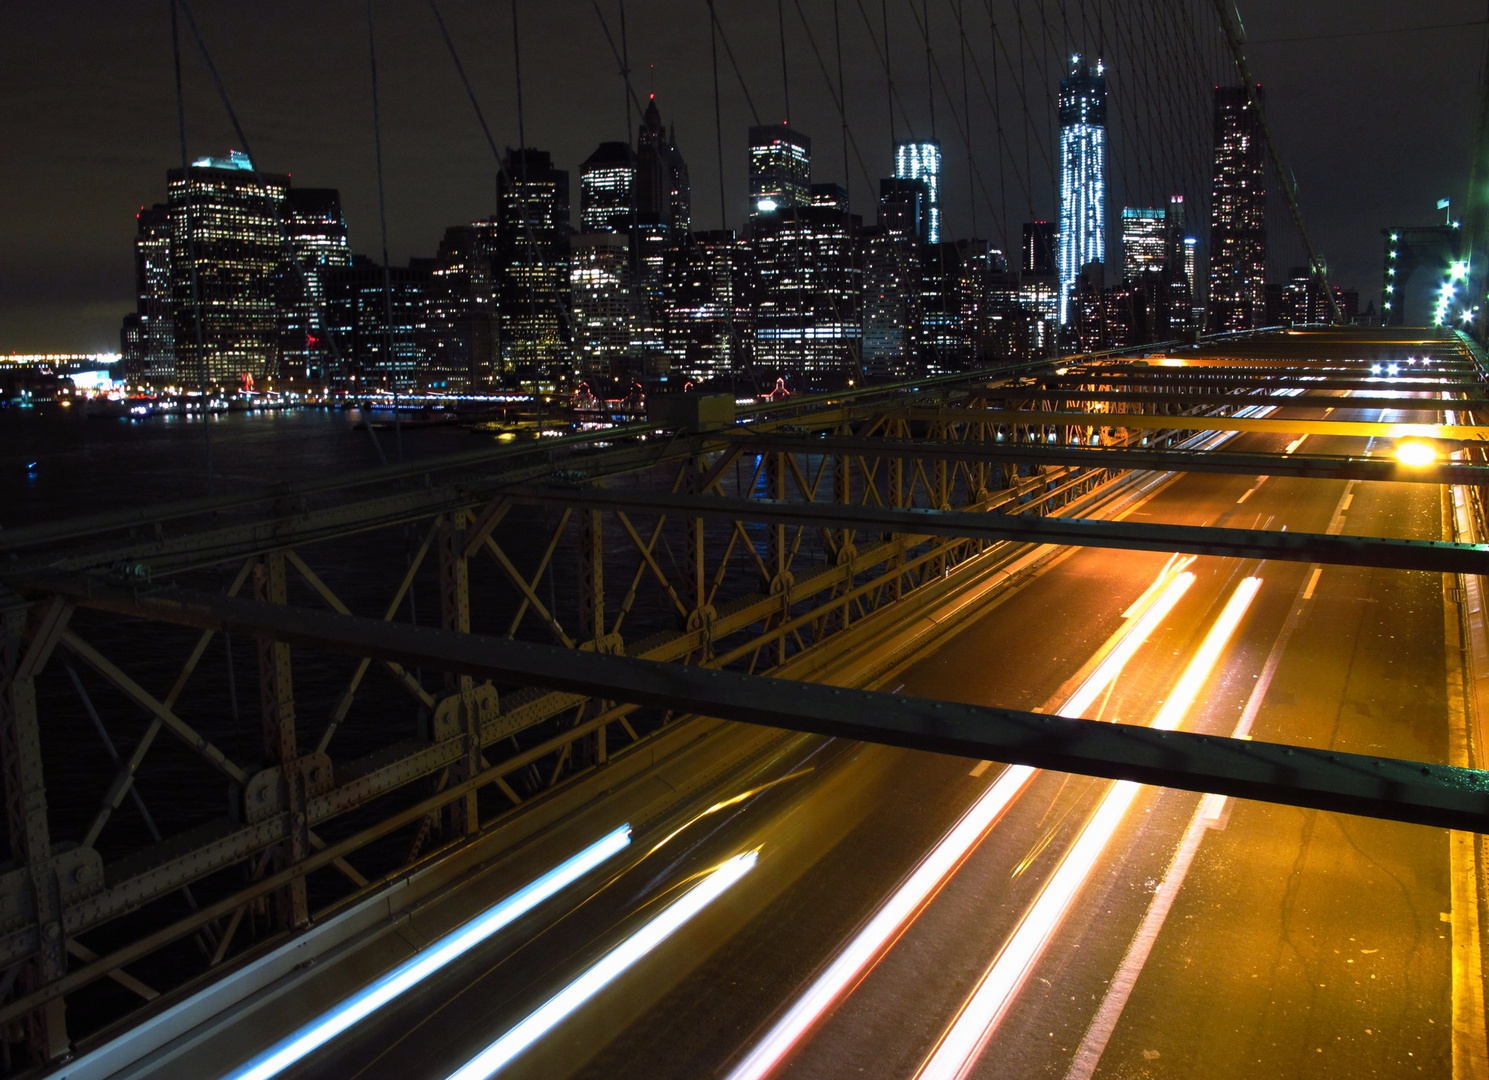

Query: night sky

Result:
[2,0,1484,352]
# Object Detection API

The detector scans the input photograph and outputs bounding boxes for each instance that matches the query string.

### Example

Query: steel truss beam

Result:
[44,586,1489,833]
[504,488,1489,575]
[1050,373,1477,392]
[731,433,1489,485]
[984,389,1489,412]
[895,407,1489,441]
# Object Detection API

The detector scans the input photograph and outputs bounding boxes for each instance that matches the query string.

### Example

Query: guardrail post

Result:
[254,553,308,930]
[1,608,69,1064]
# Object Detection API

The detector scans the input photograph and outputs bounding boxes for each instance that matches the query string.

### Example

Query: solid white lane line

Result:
[913,579,1262,1080]
[1063,791,1218,1080]
[723,571,1197,1080]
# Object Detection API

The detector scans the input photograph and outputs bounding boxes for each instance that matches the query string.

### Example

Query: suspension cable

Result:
[169,0,213,494]
[366,0,402,459]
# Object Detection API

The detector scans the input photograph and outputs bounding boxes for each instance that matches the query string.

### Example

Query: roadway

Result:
[200,396,1460,1080]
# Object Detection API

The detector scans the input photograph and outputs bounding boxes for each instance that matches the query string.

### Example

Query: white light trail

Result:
[222,825,633,1080]
[913,577,1261,1080]
[722,569,1196,1080]
[445,851,757,1080]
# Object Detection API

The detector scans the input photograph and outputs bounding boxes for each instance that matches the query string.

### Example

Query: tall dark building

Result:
[167,150,288,387]
[1208,85,1267,333]
[425,221,497,391]
[748,125,812,219]
[636,95,690,233]
[916,243,968,372]
[862,179,927,378]
[668,229,747,382]
[121,204,175,385]
[497,148,571,378]
[579,142,637,234]
[278,188,350,383]
[1023,221,1057,275]
[324,255,432,388]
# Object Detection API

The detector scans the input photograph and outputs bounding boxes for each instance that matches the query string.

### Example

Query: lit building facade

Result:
[748,125,812,217]
[1121,207,1166,281]
[324,256,432,388]
[916,243,968,373]
[424,222,497,391]
[751,203,861,381]
[122,204,175,385]
[571,232,635,384]
[580,141,637,234]
[667,229,747,382]
[1208,85,1267,332]
[894,141,942,243]
[167,150,288,386]
[497,148,571,378]
[1057,57,1107,324]
[862,178,927,378]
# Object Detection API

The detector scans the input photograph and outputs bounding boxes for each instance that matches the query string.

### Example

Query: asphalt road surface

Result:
[283,396,1459,1080]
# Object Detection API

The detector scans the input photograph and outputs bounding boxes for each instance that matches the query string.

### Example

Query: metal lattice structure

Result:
[2,327,1488,1067]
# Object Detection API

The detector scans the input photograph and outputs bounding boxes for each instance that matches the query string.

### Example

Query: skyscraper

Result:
[496,148,571,378]
[424,221,497,391]
[894,142,942,243]
[579,142,637,233]
[1208,85,1267,333]
[748,125,812,217]
[570,233,635,383]
[752,201,861,380]
[636,94,690,233]
[862,178,927,378]
[1057,57,1107,324]
[667,230,747,382]
[1121,207,1166,281]
[324,256,431,388]
[1023,221,1057,275]
[121,204,175,385]
[167,150,288,386]
[278,188,350,383]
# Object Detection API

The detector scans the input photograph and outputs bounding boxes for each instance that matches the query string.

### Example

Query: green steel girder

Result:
[985,388,1489,412]
[507,487,1489,575]
[41,584,1489,833]
[730,433,1489,485]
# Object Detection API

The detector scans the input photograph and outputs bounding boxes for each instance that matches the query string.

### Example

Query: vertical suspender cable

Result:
[708,0,727,230]
[923,0,936,140]
[834,0,850,203]
[987,1,1007,242]
[882,0,896,153]
[778,0,792,125]
[170,0,213,495]
[511,0,540,399]
[366,0,402,460]
[957,0,976,238]
[619,0,633,144]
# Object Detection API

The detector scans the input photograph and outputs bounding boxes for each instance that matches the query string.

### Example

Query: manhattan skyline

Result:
[1,0,1483,353]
